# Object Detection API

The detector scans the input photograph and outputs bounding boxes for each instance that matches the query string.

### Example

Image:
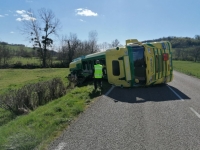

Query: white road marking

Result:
[54,142,67,150]
[105,85,115,96]
[167,85,184,101]
[190,107,200,119]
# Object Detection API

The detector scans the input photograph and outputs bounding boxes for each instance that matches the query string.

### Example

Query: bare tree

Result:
[20,8,60,67]
[98,42,111,51]
[111,39,120,47]
[58,34,80,66]
[88,30,99,53]
[57,36,68,65]
[67,33,80,64]
[76,41,87,56]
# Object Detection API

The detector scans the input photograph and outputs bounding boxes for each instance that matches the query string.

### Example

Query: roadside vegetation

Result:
[0,68,111,150]
[173,60,200,79]
[0,68,68,128]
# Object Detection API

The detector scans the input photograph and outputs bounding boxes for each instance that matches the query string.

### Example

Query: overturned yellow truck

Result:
[68,39,173,87]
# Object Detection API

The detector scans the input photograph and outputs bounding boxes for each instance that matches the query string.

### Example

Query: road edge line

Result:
[105,85,115,96]
[167,85,184,101]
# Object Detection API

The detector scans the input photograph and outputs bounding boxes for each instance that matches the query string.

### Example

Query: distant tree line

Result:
[0,45,12,66]
[143,35,200,62]
[0,31,121,68]
[0,41,25,47]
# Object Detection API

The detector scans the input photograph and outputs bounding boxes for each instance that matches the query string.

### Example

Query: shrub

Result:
[0,78,66,115]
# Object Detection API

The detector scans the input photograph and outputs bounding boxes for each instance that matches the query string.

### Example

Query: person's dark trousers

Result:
[94,78,102,90]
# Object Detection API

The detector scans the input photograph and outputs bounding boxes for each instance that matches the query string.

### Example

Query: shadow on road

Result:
[76,79,112,98]
[107,84,190,103]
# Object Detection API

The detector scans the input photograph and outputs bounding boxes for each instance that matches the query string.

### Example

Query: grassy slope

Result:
[0,84,102,150]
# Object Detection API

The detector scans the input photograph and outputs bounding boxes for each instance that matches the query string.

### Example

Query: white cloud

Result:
[75,8,98,17]
[0,15,4,17]
[5,14,8,16]
[16,10,26,15]
[10,31,14,34]
[16,10,36,21]
[16,18,22,21]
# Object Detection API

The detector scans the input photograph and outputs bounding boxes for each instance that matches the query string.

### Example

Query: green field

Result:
[0,44,33,52]
[0,68,68,94]
[10,57,41,65]
[8,57,60,66]
[173,60,200,78]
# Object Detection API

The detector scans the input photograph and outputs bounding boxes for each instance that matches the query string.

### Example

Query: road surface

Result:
[49,71,200,150]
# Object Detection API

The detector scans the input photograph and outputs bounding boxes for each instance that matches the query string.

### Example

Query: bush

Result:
[0,78,66,115]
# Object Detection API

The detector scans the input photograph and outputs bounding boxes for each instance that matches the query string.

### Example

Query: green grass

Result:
[10,57,41,65]
[8,56,60,66]
[0,68,111,149]
[0,68,69,94]
[0,109,16,126]
[0,79,111,150]
[173,60,200,78]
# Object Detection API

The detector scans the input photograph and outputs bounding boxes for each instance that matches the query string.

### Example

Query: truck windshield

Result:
[131,46,145,67]
[130,46,146,84]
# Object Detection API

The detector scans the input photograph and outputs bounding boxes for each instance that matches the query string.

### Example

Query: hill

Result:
[142,36,200,62]
[142,36,200,48]
[0,41,33,52]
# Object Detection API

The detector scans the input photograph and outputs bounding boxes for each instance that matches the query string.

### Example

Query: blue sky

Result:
[0,0,200,47]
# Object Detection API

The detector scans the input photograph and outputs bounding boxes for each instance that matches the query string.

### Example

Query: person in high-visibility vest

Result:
[93,60,103,90]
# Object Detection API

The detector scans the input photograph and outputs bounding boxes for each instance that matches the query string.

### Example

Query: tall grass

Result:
[0,78,66,115]
[173,60,200,78]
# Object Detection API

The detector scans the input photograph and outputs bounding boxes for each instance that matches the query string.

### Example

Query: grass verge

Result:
[173,60,200,79]
[0,79,111,150]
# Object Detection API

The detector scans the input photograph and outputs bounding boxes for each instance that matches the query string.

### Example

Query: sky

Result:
[0,0,200,48]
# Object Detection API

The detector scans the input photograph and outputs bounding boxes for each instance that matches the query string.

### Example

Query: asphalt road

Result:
[49,71,200,150]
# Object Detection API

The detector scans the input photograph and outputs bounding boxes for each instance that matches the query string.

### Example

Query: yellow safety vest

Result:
[94,64,103,78]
